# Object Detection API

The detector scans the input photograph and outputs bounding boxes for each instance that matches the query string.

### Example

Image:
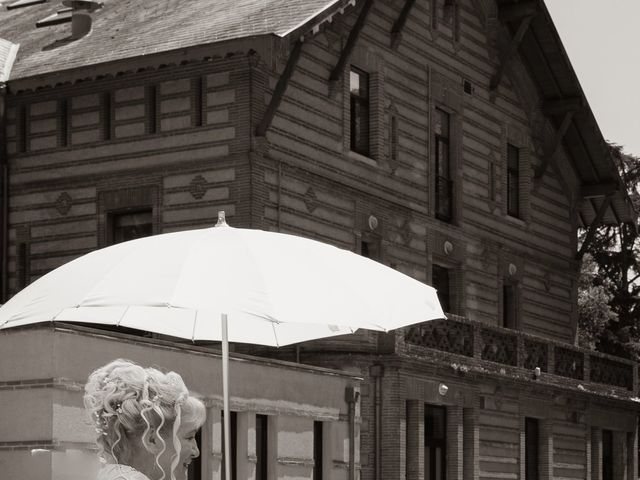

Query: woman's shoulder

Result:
[97,464,151,480]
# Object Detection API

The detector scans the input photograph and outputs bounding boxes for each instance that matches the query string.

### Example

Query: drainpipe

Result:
[0,82,8,302]
[345,386,360,480]
[369,364,383,480]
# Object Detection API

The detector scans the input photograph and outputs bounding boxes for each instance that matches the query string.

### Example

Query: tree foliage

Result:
[577,144,640,359]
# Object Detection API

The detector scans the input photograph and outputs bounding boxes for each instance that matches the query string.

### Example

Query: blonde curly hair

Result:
[84,359,206,480]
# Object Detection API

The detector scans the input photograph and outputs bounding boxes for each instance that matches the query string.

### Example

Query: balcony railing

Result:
[403,317,637,393]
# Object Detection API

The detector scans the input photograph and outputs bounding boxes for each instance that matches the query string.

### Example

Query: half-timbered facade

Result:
[0,0,637,479]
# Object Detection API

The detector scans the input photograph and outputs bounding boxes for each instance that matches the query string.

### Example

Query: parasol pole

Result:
[222,313,231,480]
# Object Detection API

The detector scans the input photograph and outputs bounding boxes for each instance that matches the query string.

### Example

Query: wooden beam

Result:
[581,181,618,199]
[542,97,584,116]
[534,110,574,180]
[576,195,612,261]
[329,0,375,83]
[390,0,416,49]
[255,41,303,137]
[498,1,537,21]
[490,14,534,91]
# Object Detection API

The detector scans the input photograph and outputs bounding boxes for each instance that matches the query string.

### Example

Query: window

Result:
[434,108,453,222]
[103,92,112,141]
[313,421,323,480]
[147,85,158,134]
[58,99,69,148]
[108,210,153,245]
[525,418,539,480]
[425,405,446,480]
[503,283,517,329]
[256,415,269,480]
[187,429,202,480]
[432,265,451,314]
[507,144,520,217]
[221,411,237,480]
[602,429,613,480]
[361,238,381,262]
[350,67,370,156]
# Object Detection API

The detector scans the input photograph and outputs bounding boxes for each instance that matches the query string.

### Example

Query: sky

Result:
[544,0,640,158]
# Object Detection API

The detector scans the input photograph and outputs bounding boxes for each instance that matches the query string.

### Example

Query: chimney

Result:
[61,0,103,39]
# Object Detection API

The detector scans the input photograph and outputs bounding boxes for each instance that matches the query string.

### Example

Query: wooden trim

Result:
[575,195,612,261]
[542,97,584,115]
[329,0,375,83]
[490,14,534,91]
[498,1,537,22]
[534,110,574,182]
[581,181,618,199]
[255,40,303,137]
[390,0,416,49]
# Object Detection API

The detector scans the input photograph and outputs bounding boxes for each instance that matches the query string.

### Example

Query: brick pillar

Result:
[613,431,628,480]
[463,400,479,480]
[381,370,406,480]
[406,400,424,480]
[540,419,553,480]
[236,412,256,480]
[591,428,603,480]
[627,427,638,480]
[447,401,463,480]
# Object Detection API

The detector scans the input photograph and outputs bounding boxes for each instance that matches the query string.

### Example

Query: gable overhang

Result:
[497,0,635,226]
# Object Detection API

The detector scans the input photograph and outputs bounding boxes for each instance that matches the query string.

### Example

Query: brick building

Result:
[0,0,638,480]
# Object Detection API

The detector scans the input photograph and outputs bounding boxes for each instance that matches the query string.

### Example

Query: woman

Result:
[84,359,206,480]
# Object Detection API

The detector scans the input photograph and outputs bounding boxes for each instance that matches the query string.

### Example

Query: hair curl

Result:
[84,359,206,480]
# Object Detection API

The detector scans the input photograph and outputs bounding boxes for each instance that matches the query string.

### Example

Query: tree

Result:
[577,144,640,359]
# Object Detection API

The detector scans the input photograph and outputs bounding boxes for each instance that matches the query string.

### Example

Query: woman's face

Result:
[152,420,200,480]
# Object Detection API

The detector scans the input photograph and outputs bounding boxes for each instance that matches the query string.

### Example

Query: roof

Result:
[0,0,634,225]
[497,0,635,225]
[0,0,345,81]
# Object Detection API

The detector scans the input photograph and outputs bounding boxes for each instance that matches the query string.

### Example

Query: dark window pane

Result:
[425,405,446,480]
[503,284,516,329]
[110,210,152,245]
[350,67,370,156]
[432,265,451,314]
[435,109,453,222]
[602,429,613,480]
[256,415,268,480]
[507,144,520,217]
[313,421,323,480]
[525,418,539,480]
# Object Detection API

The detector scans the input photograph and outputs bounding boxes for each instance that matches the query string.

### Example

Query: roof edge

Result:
[0,38,19,83]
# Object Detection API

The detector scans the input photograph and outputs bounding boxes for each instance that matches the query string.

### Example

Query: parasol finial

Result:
[215,211,228,227]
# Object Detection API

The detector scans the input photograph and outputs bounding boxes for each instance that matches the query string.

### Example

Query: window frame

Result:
[524,417,539,480]
[313,421,324,480]
[432,264,451,314]
[424,404,447,480]
[434,108,454,223]
[502,280,518,329]
[349,66,371,157]
[256,414,269,480]
[507,143,520,218]
[107,208,153,246]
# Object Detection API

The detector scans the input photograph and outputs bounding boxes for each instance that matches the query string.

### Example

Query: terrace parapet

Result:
[397,316,638,398]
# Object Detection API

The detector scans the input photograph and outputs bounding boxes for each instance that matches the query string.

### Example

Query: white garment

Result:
[97,464,151,480]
